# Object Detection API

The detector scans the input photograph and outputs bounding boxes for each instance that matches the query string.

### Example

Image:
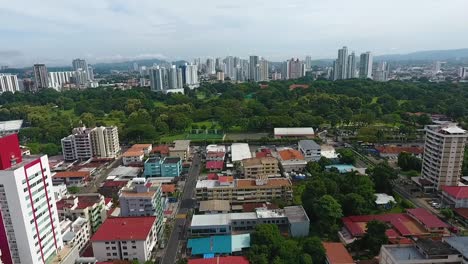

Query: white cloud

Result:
[0,0,467,66]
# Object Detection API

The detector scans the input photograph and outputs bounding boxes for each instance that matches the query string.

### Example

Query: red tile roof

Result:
[207,173,218,180]
[442,186,468,199]
[375,146,423,155]
[162,184,176,193]
[278,149,304,161]
[323,242,354,264]
[454,208,468,220]
[102,180,128,188]
[56,195,104,210]
[152,145,170,155]
[91,216,156,242]
[218,176,234,183]
[54,171,90,178]
[188,256,249,264]
[406,208,449,229]
[206,161,224,170]
[206,152,225,158]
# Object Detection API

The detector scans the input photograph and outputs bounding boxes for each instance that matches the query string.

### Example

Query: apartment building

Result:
[195,178,293,205]
[241,157,280,178]
[298,140,321,161]
[122,144,152,166]
[0,134,64,264]
[91,217,158,262]
[277,148,307,172]
[420,123,467,191]
[61,126,120,161]
[144,156,182,177]
[169,140,190,160]
[60,217,91,252]
[56,193,108,233]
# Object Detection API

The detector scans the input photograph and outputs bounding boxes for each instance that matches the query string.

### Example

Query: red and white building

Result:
[0,134,64,264]
[441,186,468,208]
[91,216,158,262]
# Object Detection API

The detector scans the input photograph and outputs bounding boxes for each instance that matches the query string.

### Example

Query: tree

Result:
[341,193,368,216]
[357,220,389,256]
[440,208,454,221]
[302,236,326,264]
[313,195,343,236]
[397,152,422,171]
[368,163,397,194]
[337,148,356,164]
[68,186,80,194]
[80,112,96,127]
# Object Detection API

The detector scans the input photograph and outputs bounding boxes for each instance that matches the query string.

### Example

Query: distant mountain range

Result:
[374,48,468,61]
[93,58,187,70]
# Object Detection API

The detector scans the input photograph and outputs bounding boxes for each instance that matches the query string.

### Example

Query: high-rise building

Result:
[287,58,305,80]
[48,71,73,91]
[359,52,373,79]
[346,52,356,79]
[421,123,467,191]
[206,58,216,75]
[249,56,260,81]
[0,133,64,264]
[0,74,20,93]
[333,47,348,80]
[215,58,223,71]
[74,69,88,87]
[374,61,389,82]
[224,56,235,80]
[149,66,166,92]
[183,63,199,88]
[72,58,88,71]
[259,59,269,81]
[458,67,468,79]
[90,126,120,159]
[433,61,442,75]
[87,66,94,81]
[305,56,312,71]
[61,127,94,161]
[168,65,178,89]
[33,64,49,91]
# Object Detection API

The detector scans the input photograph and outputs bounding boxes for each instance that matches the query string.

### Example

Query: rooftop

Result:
[298,140,321,149]
[0,120,23,133]
[416,239,459,256]
[206,160,224,169]
[383,245,425,261]
[163,157,181,164]
[120,189,155,198]
[199,200,231,212]
[108,166,141,178]
[152,145,170,155]
[161,184,176,193]
[91,216,156,241]
[236,178,291,189]
[56,194,104,210]
[278,149,305,161]
[242,157,278,167]
[323,242,354,264]
[206,152,226,158]
[375,146,423,155]
[444,236,468,257]
[274,127,314,136]
[187,256,249,264]
[122,144,151,157]
[206,144,226,153]
[171,140,190,151]
[231,143,252,162]
[441,186,468,199]
[283,206,310,223]
[375,193,396,205]
[54,171,90,178]
[406,208,449,229]
[187,234,250,255]
[101,180,128,188]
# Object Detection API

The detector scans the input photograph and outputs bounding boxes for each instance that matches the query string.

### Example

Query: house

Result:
[206,160,224,172]
[298,140,321,161]
[375,193,396,210]
[190,206,309,237]
[441,186,468,208]
[144,156,182,177]
[98,180,128,198]
[274,127,314,139]
[323,242,354,264]
[379,239,461,264]
[122,144,152,166]
[151,145,170,157]
[53,171,90,186]
[206,151,226,161]
[375,145,423,159]
[91,217,158,262]
[277,149,307,173]
[169,140,190,160]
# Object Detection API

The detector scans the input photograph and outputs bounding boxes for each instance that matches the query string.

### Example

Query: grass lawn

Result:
[159,134,187,142]
[191,120,220,130]
[154,101,167,107]
[196,92,206,100]
[186,133,224,140]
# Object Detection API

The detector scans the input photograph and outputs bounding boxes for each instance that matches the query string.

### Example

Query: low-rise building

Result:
[98,180,128,198]
[151,145,170,157]
[443,236,468,264]
[379,239,461,264]
[56,193,108,233]
[231,143,252,162]
[60,217,91,252]
[441,186,468,208]
[122,144,152,166]
[241,157,280,178]
[274,127,314,139]
[53,171,90,186]
[91,217,158,262]
[169,140,190,160]
[107,166,141,181]
[206,144,226,153]
[0,119,23,136]
[188,256,249,264]
[277,148,307,172]
[206,151,226,161]
[298,140,321,161]
[375,193,396,210]
[144,156,182,177]
[323,242,354,264]
[199,200,231,214]
[195,178,293,205]
[190,205,309,237]
[206,160,224,172]
[187,234,250,256]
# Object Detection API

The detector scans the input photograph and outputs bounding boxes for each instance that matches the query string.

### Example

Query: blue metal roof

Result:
[188,234,250,255]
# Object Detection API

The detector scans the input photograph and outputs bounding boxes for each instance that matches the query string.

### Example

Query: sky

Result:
[1,0,468,67]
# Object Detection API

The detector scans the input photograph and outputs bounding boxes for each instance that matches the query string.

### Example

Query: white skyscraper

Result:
[168,65,178,89]
[48,71,74,91]
[346,52,356,79]
[249,56,260,81]
[359,52,373,79]
[459,67,468,79]
[374,61,389,82]
[259,59,269,81]
[0,134,64,264]
[184,64,199,89]
[0,74,20,93]
[149,66,166,92]
[224,56,235,80]
[333,46,348,80]
[206,58,216,75]
[305,56,312,71]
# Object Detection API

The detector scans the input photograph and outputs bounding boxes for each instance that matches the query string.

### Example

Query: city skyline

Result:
[2,0,468,66]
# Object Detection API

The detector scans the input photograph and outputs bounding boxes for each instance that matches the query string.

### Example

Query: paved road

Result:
[79,157,122,194]
[161,153,201,264]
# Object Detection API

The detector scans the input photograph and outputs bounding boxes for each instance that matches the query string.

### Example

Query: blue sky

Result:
[1,0,468,67]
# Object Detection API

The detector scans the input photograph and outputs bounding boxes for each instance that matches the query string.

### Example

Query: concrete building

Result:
[379,239,461,264]
[144,156,182,177]
[56,193,108,233]
[0,134,64,264]
[60,217,91,252]
[333,47,348,80]
[91,216,158,262]
[359,52,373,79]
[346,52,356,79]
[61,126,94,161]
[199,200,231,214]
[0,120,23,136]
[195,178,293,205]
[49,71,74,91]
[149,66,166,92]
[274,127,314,139]
[169,140,190,160]
[122,144,152,166]
[190,205,309,238]
[278,149,307,172]
[33,63,49,90]
[459,67,468,79]
[107,166,141,181]
[420,123,467,191]
[231,143,252,162]
[443,237,468,264]
[298,140,321,161]
[52,171,90,186]
[441,186,468,208]
[241,157,280,178]
[287,58,305,80]
[249,56,260,81]
[0,74,20,93]
[90,126,120,159]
